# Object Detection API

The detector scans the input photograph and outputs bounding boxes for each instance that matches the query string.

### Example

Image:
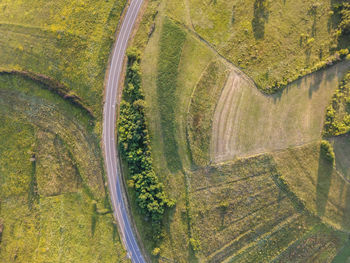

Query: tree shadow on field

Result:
[316,149,333,217]
[308,69,325,99]
[342,185,350,230]
[252,0,269,39]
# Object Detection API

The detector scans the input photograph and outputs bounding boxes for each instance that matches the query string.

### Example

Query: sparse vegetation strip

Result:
[118,49,174,239]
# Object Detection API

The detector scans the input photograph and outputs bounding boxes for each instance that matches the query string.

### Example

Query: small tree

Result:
[190,238,201,252]
[320,140,335,166]
[152,247,160,257]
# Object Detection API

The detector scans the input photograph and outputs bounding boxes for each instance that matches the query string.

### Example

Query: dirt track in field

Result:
[211,61,350,163]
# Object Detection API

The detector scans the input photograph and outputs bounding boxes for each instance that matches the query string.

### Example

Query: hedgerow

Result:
[118,49,174,236]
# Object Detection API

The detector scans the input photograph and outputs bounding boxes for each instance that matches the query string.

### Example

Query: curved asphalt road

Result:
[103,0,145,262]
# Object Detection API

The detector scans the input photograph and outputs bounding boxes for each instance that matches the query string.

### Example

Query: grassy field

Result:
[0,74,127,262]
[188,154,346,262]
[136,9,217,260]
[156,18,187,172]
[187,60,229,166]
[129,0,350,262]
[330,135,350,181]
[273,142,350,232]
[173,0,348,92]
[0,0,126,120]
[0,1,131,260]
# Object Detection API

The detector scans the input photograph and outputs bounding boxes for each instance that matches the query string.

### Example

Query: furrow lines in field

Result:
[191,169,269,193]
[224,214,306,263]
[195,196,297,257]
[208,212,300,263]
[213,72,239,156]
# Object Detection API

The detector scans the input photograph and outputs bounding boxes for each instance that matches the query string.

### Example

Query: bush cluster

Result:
[118,49,174,233]
[324,72,350,136]
[337,2,350,36]
[320,140,335,165]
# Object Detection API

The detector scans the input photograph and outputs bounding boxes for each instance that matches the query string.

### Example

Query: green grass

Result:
[0,0,126,120]
[187,60,229,166]
[330,135,350,181]
[0,0,133,261]
[0,74,104,198]
[273,224,345,263]
[332,240,350,263]
[0,75,127,262]
[157,17,187,172]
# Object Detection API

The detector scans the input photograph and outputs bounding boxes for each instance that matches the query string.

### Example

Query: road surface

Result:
[103,0,146,262]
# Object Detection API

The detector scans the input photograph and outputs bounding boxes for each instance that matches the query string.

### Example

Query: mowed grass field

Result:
[211,61,350,163]
[0,0,126,119]
[0,74,127,262]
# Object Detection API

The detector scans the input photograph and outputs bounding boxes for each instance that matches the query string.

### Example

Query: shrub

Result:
[306,37,315,46]
[323,71,350,136]
[339,48,349,57]
[320,140,335,165]
[151,247,160,256]
[189,238,201,252]
[339,3,350,35]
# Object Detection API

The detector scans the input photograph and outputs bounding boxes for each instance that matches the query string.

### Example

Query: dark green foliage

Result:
[118,49,174,234]
[320,140,335,165]
[339,3,350,37]
[332,1,350,48]
[252,0,269,39]
[157,18,187,172]
[324,72,350,136]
